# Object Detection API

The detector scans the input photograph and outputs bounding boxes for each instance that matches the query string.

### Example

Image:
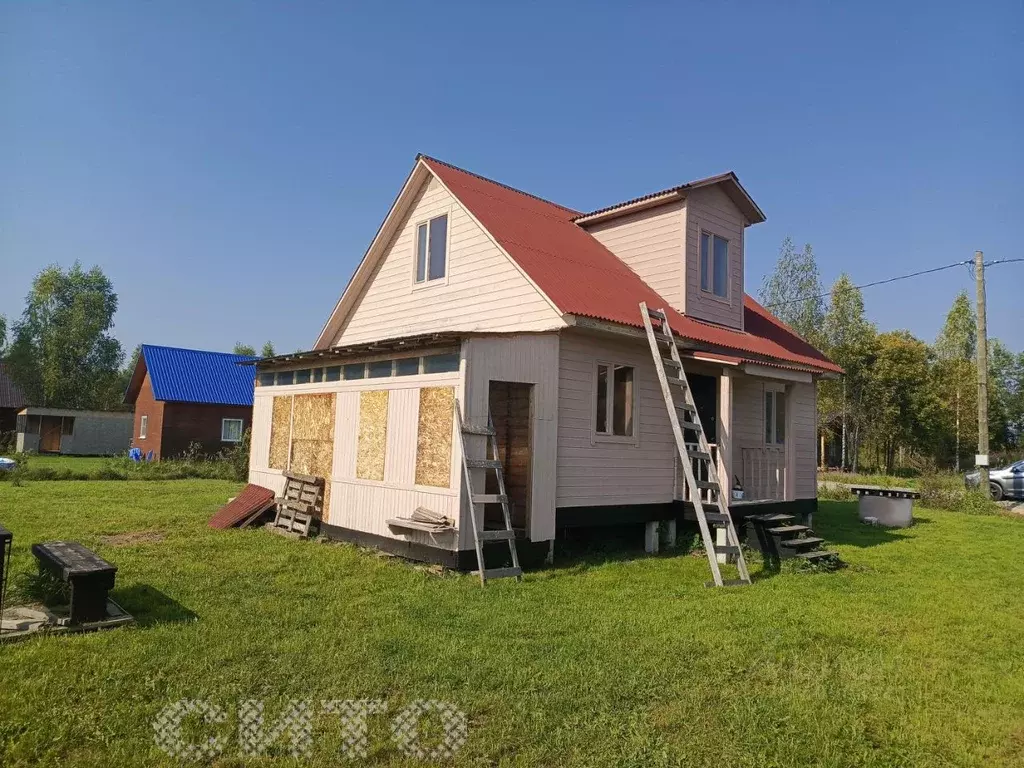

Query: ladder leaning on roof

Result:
[639,302,751,588]
[455,402,522,586]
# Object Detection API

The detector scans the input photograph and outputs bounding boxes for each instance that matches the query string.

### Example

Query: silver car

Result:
[965,460,1024,501]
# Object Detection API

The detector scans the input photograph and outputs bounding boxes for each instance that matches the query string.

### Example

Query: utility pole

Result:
[974,251,990,490]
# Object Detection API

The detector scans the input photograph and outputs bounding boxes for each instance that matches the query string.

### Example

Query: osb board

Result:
[269,396,293,470]
[356,390,389,481]
[289,393,336,516]
[415,387,454,488]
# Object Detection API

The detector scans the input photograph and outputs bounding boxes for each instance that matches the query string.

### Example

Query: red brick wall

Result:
[160,403,252,459]
[132,372,166,460]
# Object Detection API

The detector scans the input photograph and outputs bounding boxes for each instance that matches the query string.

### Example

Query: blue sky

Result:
[2,1,1021,357]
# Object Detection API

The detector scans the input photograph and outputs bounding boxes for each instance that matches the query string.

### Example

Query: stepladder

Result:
[456,402,523,585]
[639,302,751,588]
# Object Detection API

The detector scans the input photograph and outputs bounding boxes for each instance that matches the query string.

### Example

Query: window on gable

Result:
[764,388,786,446]
[415,214,448,283]
[700,231,729,298]
[595,362,635,438]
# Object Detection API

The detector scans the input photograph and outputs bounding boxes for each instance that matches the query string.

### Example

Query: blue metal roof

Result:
[141,345,258,406]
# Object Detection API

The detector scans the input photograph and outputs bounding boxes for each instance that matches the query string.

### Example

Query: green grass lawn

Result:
[1,454,112,473]
[0,481,1022,767]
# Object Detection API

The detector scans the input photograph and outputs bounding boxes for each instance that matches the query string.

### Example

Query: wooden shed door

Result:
[40,417,63,453]
[486,381,533,532]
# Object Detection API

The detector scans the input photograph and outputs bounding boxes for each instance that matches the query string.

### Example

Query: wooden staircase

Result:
[746,513,839,566]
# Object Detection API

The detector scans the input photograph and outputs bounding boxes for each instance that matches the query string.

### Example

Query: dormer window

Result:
[415,214,448,283]
[700,231,729,298]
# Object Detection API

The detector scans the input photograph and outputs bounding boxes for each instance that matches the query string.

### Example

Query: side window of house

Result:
[221,418,244,443]
[414,214,448,283]
[140,415,148,439]
[764,388,785,445]
[700,231,729,299]
[595,362,635,438]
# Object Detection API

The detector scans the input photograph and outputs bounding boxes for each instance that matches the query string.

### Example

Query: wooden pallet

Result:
[270,473,323,538]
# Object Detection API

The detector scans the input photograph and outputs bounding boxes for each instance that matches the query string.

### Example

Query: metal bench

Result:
[31,541,117,624]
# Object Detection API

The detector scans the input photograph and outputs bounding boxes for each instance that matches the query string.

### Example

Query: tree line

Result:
[1,264,276,414]
[761,238,1024,474]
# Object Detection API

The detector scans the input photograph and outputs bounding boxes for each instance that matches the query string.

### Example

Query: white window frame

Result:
[139,415,148,439]
[412,209,452,287]
[221,418,244,443]
[699,228,730,301]
[763,384,786,446]
[592,360,638,444]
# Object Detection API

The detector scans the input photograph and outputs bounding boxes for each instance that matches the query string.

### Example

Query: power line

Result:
[764,257,1023,309]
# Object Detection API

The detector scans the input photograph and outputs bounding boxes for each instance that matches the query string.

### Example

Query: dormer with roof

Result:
[247,155,840,574]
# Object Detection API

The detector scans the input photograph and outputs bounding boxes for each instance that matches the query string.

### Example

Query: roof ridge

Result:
[142,343,259,360]
[418,154,581,216]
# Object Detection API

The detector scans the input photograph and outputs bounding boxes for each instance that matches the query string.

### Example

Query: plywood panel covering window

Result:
[269,395,293,470]
[356,390,390,481]
[414,387,454,488]
[290,393,336,515]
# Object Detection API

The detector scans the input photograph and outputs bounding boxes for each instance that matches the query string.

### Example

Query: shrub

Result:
[918,473,998,515]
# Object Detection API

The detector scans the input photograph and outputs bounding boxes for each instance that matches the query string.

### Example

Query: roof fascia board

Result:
[742,363,814,384]
[574,190,684,226]
[313,160,432,349]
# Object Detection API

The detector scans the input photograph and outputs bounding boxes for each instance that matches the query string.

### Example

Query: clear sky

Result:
[2,1,1021,357]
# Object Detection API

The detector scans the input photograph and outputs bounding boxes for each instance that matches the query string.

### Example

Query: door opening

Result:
[486,381,533,533]
[40,416,63,453]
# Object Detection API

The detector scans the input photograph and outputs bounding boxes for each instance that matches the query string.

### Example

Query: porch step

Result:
[461,423,495,436]
[796,550,837,561]
[465,458,502,469]
[750,513,795,523]
[472,494,507,504]
[779,536,825,549]
[478,529,515,542]
[703,512,732,524]
[767,525,809,536]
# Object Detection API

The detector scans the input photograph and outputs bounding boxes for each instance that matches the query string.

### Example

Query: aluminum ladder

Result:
[456,403,523,585]
[639,302,751,588]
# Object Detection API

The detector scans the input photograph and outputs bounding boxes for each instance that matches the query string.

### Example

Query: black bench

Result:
[31,541,117,624]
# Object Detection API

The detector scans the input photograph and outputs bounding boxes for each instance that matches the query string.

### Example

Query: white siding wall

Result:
[248,367,464,550]
[684,186,746,330]
[790,381,818,499]
[585,201,685,312]
[556,330,677,508]
[463,334,560,544]
[334,176,565,345]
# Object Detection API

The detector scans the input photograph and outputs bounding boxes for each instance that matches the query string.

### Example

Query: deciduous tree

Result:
[759,237,825,346]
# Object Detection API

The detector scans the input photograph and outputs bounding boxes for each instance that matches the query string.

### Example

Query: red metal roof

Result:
[208,484,276,529]
[421,157,841,374]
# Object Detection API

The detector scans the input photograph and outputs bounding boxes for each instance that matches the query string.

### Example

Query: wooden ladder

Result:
[640,302,751,588]
[456,402,523,585]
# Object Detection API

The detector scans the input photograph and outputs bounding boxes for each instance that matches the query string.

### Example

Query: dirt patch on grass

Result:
[99,531,166,547]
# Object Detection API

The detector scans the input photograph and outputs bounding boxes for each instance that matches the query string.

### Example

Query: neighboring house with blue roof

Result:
[123,345,258,460]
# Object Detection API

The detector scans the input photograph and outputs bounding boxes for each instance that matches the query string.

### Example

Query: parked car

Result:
[965,460,1024,501]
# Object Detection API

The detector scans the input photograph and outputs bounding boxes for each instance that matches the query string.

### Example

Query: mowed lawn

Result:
[0,481,1022,767]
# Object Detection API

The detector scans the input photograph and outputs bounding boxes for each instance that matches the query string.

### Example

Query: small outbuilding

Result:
[123,345,258,460]
[16,407,133,455]
[0,363,27,435]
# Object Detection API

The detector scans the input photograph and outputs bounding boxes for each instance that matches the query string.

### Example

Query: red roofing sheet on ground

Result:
[208,484,276,529]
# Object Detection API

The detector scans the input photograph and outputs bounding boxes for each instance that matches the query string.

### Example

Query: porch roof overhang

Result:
[565,314,838,378]
[246,332,463,371]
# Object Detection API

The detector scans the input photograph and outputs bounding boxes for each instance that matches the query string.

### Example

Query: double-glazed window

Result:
[415,214,448,283]
[764,388,786,445]
[221,418,244,443]
[700,231,729,298]
[595,362,635,438]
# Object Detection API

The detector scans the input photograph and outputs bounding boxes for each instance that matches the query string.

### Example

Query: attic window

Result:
[414,214,448,283]
[700,231,729,299]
